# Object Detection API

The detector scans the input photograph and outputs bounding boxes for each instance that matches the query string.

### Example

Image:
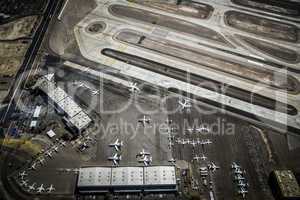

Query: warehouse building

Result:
[269,170,300,200]
[76,166,177,194]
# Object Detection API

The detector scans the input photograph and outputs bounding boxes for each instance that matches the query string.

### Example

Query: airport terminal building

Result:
[76,166,177,194]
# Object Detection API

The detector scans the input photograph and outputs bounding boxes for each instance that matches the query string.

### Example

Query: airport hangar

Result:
[76,166,177,194]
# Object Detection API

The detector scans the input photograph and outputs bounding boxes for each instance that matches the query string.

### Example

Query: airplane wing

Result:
[113,160,118,166]
[144,161,148,166]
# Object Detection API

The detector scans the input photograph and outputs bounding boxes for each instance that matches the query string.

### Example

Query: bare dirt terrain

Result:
[109,5,229,45]
[225,10,299,43]
[232,0,300,16]
[0,16,40,40]
[128,0,214,19]
[0,41,28,77]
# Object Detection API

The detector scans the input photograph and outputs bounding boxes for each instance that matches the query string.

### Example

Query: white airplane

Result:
[91,90,100,95]
[168,158,176,164]
[234,168,245,175]
[19,171,27,179]
[27,183,36,192]
[167,134,174,141]
[53,146,59,153]
[46,184,55,193]
[193,154,207,162]
[139,155,152,166]
[76,82,85,87]
[136,149,151,157]
[108,153,122,166]
[60,141,67,147]
[109,139,123,152]
[186,127,194,133]
[208,162,220,172]
[46,151,53,158]
[168,141,174,149]
[231,162,241,170]
[175,138,183,144]
[234,174,246,181]
[182,139,190,145]
[238,187,248,199]
[178,99,192,111]
[165,119,173,124]
[198,139,212,145]
[199,166,208,172]
[85,136,93,142]
[161,126,176,134]
[195,126,210,133]
[129,82,141,93]
[20,180,28,187]
[79,142,89,152]
[29,162,37,170]
[38,157,45,165]
[138,115,151,126]
[237,180,249,188]
[189,140,198,147]
[37,184,45,193]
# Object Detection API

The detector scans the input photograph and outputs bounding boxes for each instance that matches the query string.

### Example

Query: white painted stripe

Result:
[250,54,265,60]
[58,0,69,20]
[247,60,264,67]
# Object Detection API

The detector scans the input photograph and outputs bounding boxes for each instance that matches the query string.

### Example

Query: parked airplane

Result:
[195,126,210,133]
[175,138,183,144]
[189,140,198,147]
[168,158,176,164]
[46,151,53,158]
[231,162,241,170]
[199,167,208,171]
[109,139,123,152]
[182,139,190,145]
[168,141,174,149]
[29,162,37,170]
[37,184,45,193]
[186,127,194,133]
[193,154,207,162]
[178,99,192,110]
[60,141,67,147]
[129,82,141,93]
[27,183,36,192]
[19,171,27,179]
[139,155,152,166]
[165,119,173,124]
[138,115,151,126]
[234,174,246,181]
[136,149,151,157]
[91,90,100,95]
[108,153,122,166]
[20,179,29,187]
[234,168,245,175]
[167,134,175,141]
[162,126,177,134]
[46,184,55,193]
[238,187,248,198]
[79,142,89,152]
[53,146,59,153]
[85,136,93,142]
[208,162,220,172]
[198,139,212,145]
[237,180,249,188]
